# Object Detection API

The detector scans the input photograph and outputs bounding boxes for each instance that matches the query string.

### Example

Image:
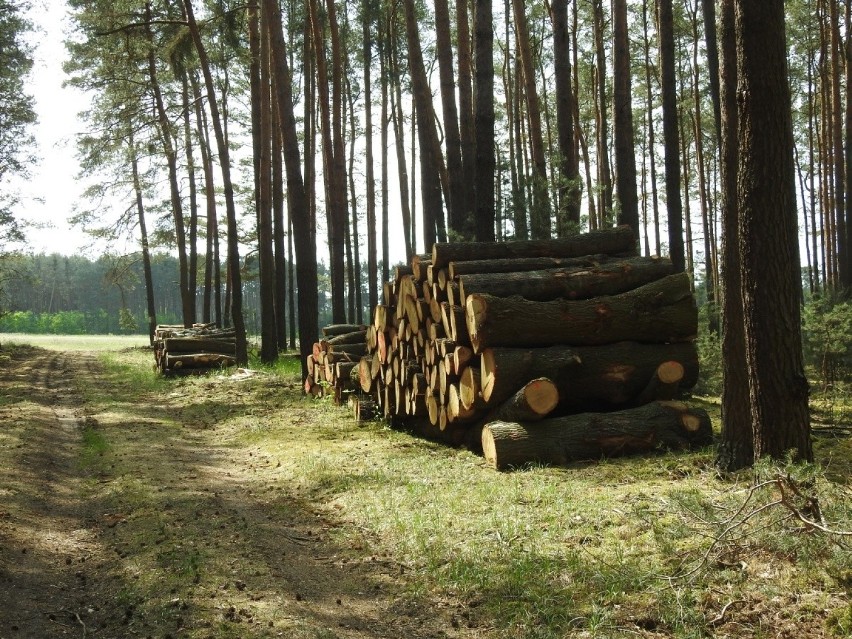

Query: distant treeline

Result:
[0,252,368,335]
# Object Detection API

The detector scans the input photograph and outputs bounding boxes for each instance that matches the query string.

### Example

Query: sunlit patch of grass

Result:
[80,425,109,469]
[0,333,151,351]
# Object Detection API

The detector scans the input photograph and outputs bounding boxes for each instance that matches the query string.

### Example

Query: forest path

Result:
[0,346,475,639]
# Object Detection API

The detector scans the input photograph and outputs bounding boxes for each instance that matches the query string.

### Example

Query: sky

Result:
[17,0,94,256]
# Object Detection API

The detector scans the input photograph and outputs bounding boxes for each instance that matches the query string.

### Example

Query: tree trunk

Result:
[659,0,686,272]
[612,0,639,244]
[457,0,476,234]
[403,0,444,250]
[466,272,697,353]
[251,2,277,363]
[434,0,465,238]
[481,401,713,470]
[145,1,192,327]
[551,0,581,233]
[264,0,319,380]
[482,377,560,423]
[735,0,812,462]
[512,0,551,239]
[183,0,247,366]
[363,2,378,313]
[473,0,496,242]
[715,0,752,472]
[129,130,157,345]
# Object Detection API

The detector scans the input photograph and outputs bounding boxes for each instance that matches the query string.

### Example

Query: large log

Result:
[457,256,674,304]
[480,345,581,406]
[162,337,237,354]
[481,401,713,470]
[431,225,637,269]
[164,353,237,369]
[465,272,697,353]
[448,253,615,279]
[480,341,699,410]
[322,323,368,336]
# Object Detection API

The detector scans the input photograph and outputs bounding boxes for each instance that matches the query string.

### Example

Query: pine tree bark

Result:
[735,0,812,462]
[550,0,581,233]
[264,0,319,380]
[183,0,247,365]
[659,0,686,272]
[612,0,639,244]
[716,0,753,472]
[512,0,551,239]
[474,0,496,242]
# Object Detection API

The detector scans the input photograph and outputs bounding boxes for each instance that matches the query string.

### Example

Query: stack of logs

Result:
[347,225,713,470]
[304,323,370,404]
[154,323,239,375]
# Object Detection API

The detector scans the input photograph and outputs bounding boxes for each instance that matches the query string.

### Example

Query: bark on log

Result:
[465,273,697,353]
[162,337,237,354]
[448,253,616,279]
[322,330,368,347]
[481,401,713,470]
[164,353,237,369]
[431,225,637,268]
[480,341,698,409]
[457,256,674,304]
[322,323,368,336]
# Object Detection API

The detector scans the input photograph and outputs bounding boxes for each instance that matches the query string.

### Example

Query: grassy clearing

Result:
[0,332,150,351]
[56,345,852,638]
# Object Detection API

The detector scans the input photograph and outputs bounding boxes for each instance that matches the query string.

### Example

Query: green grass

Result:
[0,332,150,350]
[27,342,852,639]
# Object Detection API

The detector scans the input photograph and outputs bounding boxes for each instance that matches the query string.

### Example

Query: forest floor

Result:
[0,345,480,639]
[0,340,850,639]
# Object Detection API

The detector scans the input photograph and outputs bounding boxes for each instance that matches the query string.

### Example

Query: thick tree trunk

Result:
[264,0,319,381]
[735,0,812,462]
[718,3,744,474]
[482,401,713,470]
[403,0,444,249]
[362,3,378,313]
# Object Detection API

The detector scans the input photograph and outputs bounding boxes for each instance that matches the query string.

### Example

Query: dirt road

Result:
[0,346,476,639]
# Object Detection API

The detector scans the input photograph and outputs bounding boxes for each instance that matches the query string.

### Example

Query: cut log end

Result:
[525,378,559,415]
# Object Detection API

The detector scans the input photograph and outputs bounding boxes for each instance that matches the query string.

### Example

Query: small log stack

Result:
[304,324,368,403]
[154,323,239,375]
[338,226,713,468]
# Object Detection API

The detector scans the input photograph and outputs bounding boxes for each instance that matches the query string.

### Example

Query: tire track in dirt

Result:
[0,347,108,638]
[0,347,483,639]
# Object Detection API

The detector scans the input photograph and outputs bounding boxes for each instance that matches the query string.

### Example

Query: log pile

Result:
[347,226,713,468]
[304,324,368,403]
[154,323,239,375]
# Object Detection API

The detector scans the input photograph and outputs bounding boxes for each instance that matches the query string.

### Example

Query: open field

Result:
[0,341,849,638]
[0,332,151,351]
